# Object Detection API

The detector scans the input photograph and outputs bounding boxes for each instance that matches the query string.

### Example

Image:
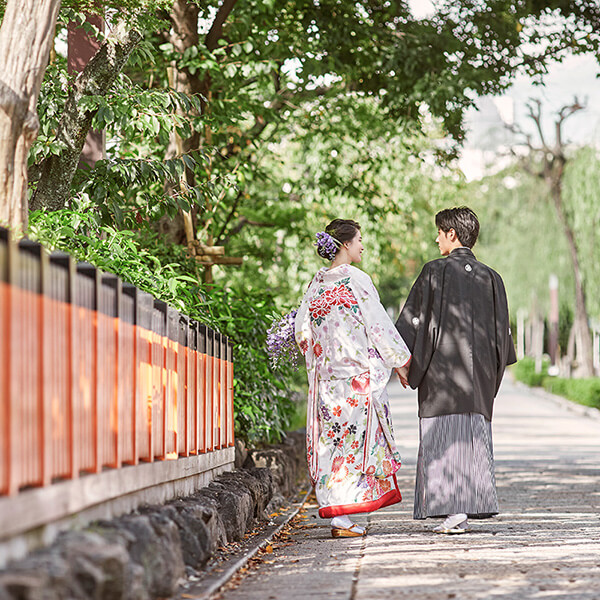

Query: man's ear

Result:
[448,228,458,242]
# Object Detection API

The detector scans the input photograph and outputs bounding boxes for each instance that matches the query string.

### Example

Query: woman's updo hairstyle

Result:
[315,218,361,260]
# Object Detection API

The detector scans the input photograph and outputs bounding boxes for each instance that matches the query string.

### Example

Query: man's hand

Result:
[395,365,410,388]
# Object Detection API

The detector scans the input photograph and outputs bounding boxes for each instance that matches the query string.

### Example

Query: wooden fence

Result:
[0,227,234,498]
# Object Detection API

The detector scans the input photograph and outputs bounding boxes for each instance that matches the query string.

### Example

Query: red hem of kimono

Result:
[317,475,402,518]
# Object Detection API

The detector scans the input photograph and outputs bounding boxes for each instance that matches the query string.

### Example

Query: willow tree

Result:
[510,99,595,376]
[0,0,61,234]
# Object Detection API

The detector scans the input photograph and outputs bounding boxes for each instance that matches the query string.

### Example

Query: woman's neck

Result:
[329,255,350,269]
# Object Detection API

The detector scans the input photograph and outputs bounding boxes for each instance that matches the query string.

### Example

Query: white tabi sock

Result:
[331,515,354,529]
[439,513,468,530]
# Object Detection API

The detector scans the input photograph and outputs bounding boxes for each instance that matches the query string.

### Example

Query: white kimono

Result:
[295,264,410,518]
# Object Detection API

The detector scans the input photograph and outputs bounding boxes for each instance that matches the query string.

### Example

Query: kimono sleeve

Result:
[492,271,517,395]
[395,263,439,389]
[294,274,320,360]
[350,269,411,369]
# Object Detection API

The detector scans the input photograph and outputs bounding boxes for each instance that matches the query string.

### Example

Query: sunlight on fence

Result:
[0,228,234,497]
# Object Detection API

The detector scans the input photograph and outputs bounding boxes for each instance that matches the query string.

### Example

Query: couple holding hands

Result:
[294,207,516,537]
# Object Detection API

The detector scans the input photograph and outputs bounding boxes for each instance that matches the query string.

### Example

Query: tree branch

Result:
[555,97,585,151]
[220,216,276,246]
[30,21,142,212]
[205,0,238,51]
[217,83,336,162]
[526,99,549,152]
[215,187,244,245]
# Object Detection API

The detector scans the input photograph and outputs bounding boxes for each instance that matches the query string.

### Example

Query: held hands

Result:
[395,364,410,388]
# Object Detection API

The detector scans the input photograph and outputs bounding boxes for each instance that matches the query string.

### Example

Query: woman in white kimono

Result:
[295,219,411,538]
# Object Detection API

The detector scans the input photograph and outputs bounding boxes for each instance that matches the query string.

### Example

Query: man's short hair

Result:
[435,206,480,248]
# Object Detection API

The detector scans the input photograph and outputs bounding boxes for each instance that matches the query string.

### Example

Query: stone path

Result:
[217,379,600,600]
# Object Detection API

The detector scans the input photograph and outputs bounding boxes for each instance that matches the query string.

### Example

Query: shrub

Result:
[28,208,301,444]
[544,378,600,409]
[511,356,548,387]
[512,356,600,411]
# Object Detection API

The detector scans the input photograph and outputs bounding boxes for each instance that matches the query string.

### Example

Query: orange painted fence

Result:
[0,228,234,497]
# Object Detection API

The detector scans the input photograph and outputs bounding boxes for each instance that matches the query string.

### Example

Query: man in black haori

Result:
[396,207,516,534]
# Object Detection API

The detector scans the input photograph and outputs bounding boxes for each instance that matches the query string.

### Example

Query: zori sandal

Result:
[331,523,366,538]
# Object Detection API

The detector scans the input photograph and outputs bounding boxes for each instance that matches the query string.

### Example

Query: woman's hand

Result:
[395,365,410,388]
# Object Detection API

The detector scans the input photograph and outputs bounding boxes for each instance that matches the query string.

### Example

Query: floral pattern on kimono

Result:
[295,264,411,517]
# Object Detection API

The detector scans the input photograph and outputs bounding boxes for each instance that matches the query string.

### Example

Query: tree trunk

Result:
[157,0,238,256]
[0,0,61,234]
[30,21,142,212]
[550,183,595,376]
[156,0,202,248]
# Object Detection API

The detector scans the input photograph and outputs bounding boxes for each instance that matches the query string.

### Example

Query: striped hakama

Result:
[414,412,498,519]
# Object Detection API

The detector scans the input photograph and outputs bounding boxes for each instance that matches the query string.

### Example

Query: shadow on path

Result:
[218,379,600,600]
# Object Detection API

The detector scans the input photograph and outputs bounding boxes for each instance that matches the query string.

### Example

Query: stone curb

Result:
[180,488,311,600]
[513,380,600,421]
[0,431,307,600]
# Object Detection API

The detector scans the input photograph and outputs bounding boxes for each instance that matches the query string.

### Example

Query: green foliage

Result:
[467,167,576,317]
[562,147,600,319]
[56,1,173,31]
[512,357,600,410]
[76,154,206,226]
[512,357,549,388]
[544,377,600,409]
[210,101,462,312]
[28,208,299,443]
[18,0,600,442]
[27,61,70,167]
[470,147,600,325]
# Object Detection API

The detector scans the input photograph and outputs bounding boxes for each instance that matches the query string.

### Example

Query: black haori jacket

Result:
[396,247,517,421]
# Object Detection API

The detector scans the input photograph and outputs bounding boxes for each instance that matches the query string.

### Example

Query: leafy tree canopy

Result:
[4,0,600,439]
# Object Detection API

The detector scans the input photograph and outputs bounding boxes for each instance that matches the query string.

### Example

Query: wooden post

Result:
[67,14,105,168]
[548,274,559,373]
[0,229,11,494]
[516,308,526,360]
[593,327,599,374]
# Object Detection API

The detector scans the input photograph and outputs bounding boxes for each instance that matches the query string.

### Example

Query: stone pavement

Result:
[217,379,600,600]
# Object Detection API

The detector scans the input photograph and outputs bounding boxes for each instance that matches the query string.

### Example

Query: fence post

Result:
[121,283,137,465]
[166,306,179,457]
[227,340,234,447]
[219,334,227,450]
[0,228,14,495]
[16,240,45,489]
[100,273,120,469]
[39,244,54,487]
[213,331,221,449]
[136,291,154,462]
[178,315,189,457]
[205,327,213,452]
[75,263,100,474]
[152,300,168,460]
[48,252,76,481]
[197,324,207,454]
[187,320,198,455]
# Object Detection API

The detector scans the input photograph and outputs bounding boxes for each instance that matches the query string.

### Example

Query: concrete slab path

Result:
[217,379,600,600]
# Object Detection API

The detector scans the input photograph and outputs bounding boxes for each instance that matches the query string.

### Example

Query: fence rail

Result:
[0,228,234,498]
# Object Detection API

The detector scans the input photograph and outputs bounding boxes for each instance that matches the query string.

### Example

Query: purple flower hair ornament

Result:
[266,309,299,369]
[314,231,340,261]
